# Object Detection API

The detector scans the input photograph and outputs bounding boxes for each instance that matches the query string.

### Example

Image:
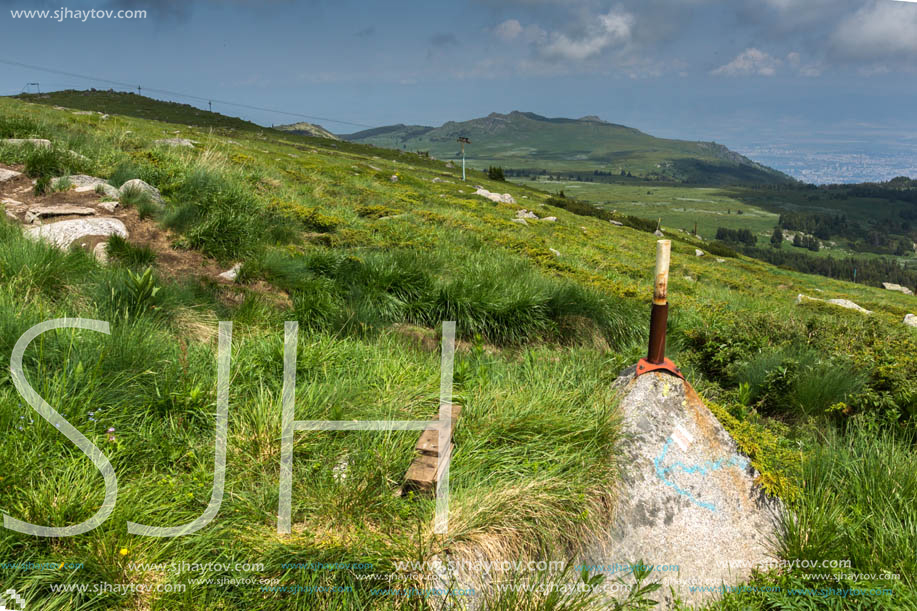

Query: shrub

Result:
[105,235,157,267]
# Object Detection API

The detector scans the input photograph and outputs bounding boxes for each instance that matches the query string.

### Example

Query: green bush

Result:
[105,235,157,268]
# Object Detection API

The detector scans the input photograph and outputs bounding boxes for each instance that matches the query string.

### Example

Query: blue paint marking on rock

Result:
[653,438,750,512]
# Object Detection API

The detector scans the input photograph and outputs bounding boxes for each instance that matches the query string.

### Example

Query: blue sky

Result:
[1,0,916,162]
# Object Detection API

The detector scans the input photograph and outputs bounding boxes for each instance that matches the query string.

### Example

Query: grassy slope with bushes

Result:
[0,94,915,610]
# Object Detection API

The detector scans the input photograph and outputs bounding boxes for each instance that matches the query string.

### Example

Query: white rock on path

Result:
[154,138,194,148]
[218,263,242,282]
[2,138,51,148]
[120,179,163,205]
[475,188,516,204]
[905,314,917,328]
[51,175,110,193]
[0,168,21,182]
[95,183,121,199]
[796,294,872,314]
[882,282,914,296]
[25,205,96,224]
[25,218,128,249]
[98,202,119,213]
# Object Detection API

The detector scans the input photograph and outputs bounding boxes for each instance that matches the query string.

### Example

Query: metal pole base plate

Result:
[635,357,685,380]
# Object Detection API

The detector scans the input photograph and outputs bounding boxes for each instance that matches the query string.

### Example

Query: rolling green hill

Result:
[342,111,794,186]
[0,94,914,610]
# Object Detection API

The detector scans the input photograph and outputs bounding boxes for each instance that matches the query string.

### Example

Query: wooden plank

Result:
[415,404,462,457]
[404,444,454,493]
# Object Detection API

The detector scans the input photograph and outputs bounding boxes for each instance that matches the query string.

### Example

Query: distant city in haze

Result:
[739,143,917,185]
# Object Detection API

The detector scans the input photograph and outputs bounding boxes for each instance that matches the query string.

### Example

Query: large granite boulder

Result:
[582,370,781,609]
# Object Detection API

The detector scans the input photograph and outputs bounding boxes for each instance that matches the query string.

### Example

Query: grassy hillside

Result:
[342,111,793,186]
[0,95,915,610]
[520,177,917,278]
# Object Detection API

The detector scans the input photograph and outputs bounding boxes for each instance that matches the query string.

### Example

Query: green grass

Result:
[1,93,916,610]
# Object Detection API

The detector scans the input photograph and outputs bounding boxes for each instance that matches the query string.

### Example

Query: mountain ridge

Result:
[342,110,793,186]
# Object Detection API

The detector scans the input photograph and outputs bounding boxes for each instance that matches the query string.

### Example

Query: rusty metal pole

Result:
[636,240,684,379]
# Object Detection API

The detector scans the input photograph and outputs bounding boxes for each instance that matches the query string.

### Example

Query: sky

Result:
[1,0,916,181]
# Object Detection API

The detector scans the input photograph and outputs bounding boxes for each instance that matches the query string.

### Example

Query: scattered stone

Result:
[796,294,872,314]
[25,205,96,224]
[684,275,695,282]
[2,138,51,148]
[905,314,917,328]
[332,456,349,482]
[5,210,17,222]
[515,209,538,220]
[218,263,242,282]
[95,183,121,199]
[695,249,705,257]
[510,218,529,226]
[0,168,22,182]
[93,242,109,264]
[154,137,194,148]
[52,175,109,193]
[475,188,516,204]
[542,216,557,222]
[882,282,914,296]
[609,220,624,226]
[654,229,664,237]
[120,179,163,205]
[2,198,23,206]
[582,370,780,609]
[549,248,561,257]
[72,111,95,116]
[98,202,119,213]
[445,161,455,169]
[390,174,399,182]
[25,218,128,250]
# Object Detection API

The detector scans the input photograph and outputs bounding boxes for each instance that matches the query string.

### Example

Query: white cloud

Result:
[539,10,634,61]
[831,2,917,61]
[495,18,524,41]
[711,48,781,76]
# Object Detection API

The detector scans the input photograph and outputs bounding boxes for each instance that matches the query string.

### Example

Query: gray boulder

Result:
[2,138,51,148]
[120,179,163,205]
[583,370,781,609]
[515,209,538,220]
[476,188,516,204]
[695,249,705,257]
[51,175,110,193]
[882,282,914,296]
[0,168,21,183]
[654,229,664,237]
[905,314,917,328]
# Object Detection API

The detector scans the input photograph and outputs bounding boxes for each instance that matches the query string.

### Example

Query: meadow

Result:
[0,94,915,609]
